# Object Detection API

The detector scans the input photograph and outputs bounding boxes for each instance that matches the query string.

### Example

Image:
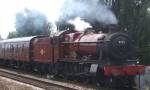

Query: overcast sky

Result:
[0,0,24,38]
[0,0,64,39]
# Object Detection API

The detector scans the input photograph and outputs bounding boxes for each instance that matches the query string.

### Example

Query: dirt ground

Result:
[0,76,45,90]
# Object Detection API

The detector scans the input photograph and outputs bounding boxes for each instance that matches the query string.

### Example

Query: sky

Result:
[0,0,64,39]
[0,0,24,38]
[0,0,116,39]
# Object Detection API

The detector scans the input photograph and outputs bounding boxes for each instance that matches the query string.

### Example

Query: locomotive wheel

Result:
[127,76,134,89]
[96,68,107,87]
[0,60,5,65]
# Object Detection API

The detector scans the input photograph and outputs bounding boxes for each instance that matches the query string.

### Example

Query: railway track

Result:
[0,68,108,90]
[0,67,138,90]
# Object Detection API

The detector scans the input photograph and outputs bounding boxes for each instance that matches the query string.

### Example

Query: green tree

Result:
[112,0,150,65]
[15,9,51,37]
[0,35,2,40]
[56,21,75,31]
[7,31,18,39]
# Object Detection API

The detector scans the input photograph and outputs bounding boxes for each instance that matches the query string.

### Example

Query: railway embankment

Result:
[135,66,150,90]
[0,76,44,90]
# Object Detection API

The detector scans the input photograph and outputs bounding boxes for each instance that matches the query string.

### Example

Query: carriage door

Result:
[53,36,60,63]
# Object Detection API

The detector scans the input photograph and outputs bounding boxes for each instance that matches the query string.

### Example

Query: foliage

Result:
[112,0,150,65]
[15,9,51,37]
[56,21,75,31]
[7,31,18,39]
[0,35,2,40]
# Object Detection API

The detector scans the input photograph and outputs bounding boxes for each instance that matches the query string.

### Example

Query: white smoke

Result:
[22,0,118,26]
[68,17,92,31]
[0,0,118,38]
[60,0,118,25]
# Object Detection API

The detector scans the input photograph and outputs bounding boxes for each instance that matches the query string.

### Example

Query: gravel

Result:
[0,76,45,90]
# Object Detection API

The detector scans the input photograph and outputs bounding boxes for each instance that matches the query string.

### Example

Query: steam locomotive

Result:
[0,25,145,88]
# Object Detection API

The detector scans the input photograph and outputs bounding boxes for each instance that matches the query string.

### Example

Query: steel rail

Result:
[0,68,97,90]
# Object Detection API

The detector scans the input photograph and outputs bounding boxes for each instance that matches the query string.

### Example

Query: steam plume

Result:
[68,17,92,31]
[15,0,118,36]
[60,0,118,25]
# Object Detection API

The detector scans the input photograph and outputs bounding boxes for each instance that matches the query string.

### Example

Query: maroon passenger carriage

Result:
[0,36,59,71]
[0,28,145,88]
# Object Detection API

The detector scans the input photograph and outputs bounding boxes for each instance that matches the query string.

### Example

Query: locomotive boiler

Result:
[0,25,145,88]
[56,26,145,87]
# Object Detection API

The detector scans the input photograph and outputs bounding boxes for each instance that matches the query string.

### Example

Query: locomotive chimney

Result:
[107,24,118,33]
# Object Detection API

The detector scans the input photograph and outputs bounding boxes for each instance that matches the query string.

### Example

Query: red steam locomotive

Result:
[0,27,145,88]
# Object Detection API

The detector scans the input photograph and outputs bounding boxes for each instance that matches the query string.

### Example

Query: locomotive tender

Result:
[0,27,145,87]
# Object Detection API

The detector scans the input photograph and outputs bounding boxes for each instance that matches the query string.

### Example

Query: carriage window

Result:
[24,42,28,55]
[16,44,18,52]
[11,45,14,53]
[8,44,10,53]
[0,45,1,52]
[21,44,24,56]
[6,44,8,52]
[3,44,5,53]
[22,44,24,51]
[1,44,4,53]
